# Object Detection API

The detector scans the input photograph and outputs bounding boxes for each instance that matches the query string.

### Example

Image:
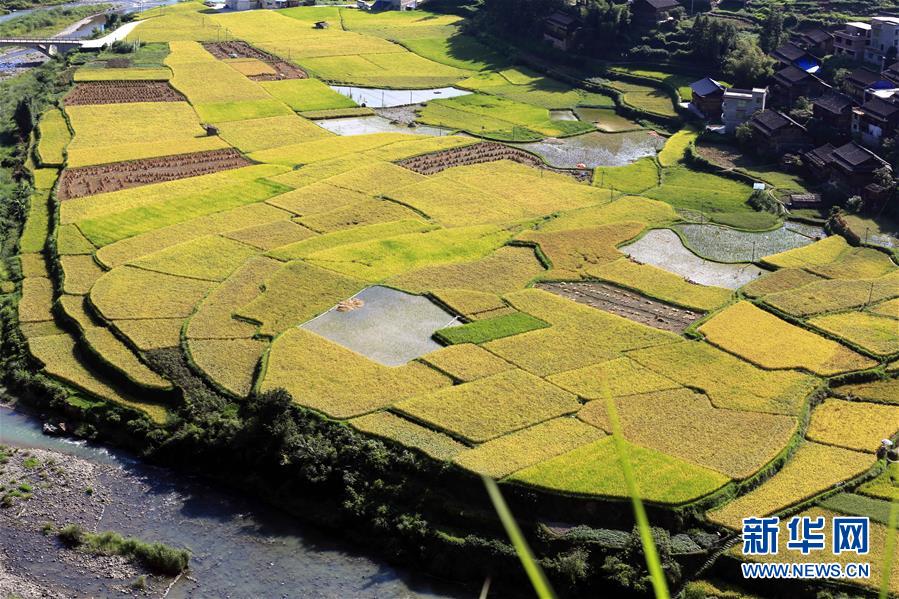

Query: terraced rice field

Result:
[16,10,899,593]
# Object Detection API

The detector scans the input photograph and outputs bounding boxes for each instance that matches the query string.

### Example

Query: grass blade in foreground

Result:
[880,497,898,599]
[481,476,555,599]
[602,378,671,599]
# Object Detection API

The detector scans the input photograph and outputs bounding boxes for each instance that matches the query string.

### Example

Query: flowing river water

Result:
[0,398,466,598]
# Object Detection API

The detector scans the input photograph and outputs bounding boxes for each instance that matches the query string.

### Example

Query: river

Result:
[0,399,466,598]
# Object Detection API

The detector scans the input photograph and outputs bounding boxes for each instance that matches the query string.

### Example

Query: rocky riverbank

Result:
[0,444,176,597]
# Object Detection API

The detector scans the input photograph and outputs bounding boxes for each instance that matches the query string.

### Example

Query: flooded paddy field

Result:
[329,85,471,108]
[620,229,766,289]
[300,286,460,366]
[514,130,664,168]
[675,222,825,263]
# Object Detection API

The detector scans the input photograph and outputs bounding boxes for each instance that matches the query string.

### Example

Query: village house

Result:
[842,67,883,102]
[770,42,819,73]
[812,92,855,133]
[748,109,812,154]
[883,61,899,86]
[792,28,834,57]
[804,141,891,196]
[630,0,681,26]
[771,65,828,104]
[688,77,725,120]
[722,87,767,133]
[834,21,871,61]
[852,96,899,146]
[543,12,581,51]
[865,16,899,67]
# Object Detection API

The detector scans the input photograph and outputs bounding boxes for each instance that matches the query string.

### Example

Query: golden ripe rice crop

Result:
[809,311,899,356]
[484,288,678,376]
[699,301,875,376]
[28,334,168,423]
[298,198,421,233]
[18,277,54,323]
[741,267,823,298]
[224,58,276,77]
[223,220,316,251]
[129,236,259,282]
[707,442,872,529]
[81,326,172,390]
[188,256,282,340]
[763,271,899,317]
[453,418,605,479]
[321,161,424,196]
[761,236,849,270]
[19,253,46,279]
[511,437,729,504]
[166,41,274,104]
[386,246,544,296]
[627,341,818,416]
[835,378,899,405]
[871,297,899,319]
[215,115,330,153]
[236,260,365,337]
[188,338,267,397]
[249,133,413,166]
[268,219,434,261]
[73,67,172,81]
[577,388,798,479]
[807,399,899,452]
[539,196,677,232]
[349,412,466,461]
[394,368,581,443]
[547,357,682,400]
[587,258,732,312]
[261,79,358,112]
[304,225,514,281]
[90,266,213,320]
[517,222,646,277]
[112,318,184,351]
[261,328,451,418]
[96,201,290,268]
[429,289,510,320]
[57,225,95,256]
[60,255,106,295]
[419,343,514,382]
[266,182,371,216]
[36,108,70,167]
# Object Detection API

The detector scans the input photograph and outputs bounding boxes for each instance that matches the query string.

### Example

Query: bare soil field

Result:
[396,142,591,182]
[201,41,307,80]
[65,82,185,105]
[58,149,252,200]
[537,281,703,332]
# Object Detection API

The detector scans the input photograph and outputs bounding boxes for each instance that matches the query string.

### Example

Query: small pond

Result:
[675,222,825,263]
[513,130,665,168]
[300,286,460,366]
[574,107,643,132]
[620,229,765,289]
[315,115,453,137]
[329,85,471,108]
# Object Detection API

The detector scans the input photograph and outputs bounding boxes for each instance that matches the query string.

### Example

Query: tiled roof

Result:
[639,0,681,9]
[846,68,881,87]
[799,29,832,44]
[774,65,811,85]
[803,143,835,167]
[750,110,805,135]
[831,142,888,171]
[860,97,899,120]
[690,77,724,97]
[813,92,853,114]
[772,43,807,62]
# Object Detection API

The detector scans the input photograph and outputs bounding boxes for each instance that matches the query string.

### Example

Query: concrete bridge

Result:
[0,38,87,57]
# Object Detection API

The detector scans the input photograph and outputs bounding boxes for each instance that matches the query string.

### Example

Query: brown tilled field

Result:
[58,148,252,200]
[396,142,591,182]
[202,41,307,80]
[65,81,186,105]
[537,281,704,332]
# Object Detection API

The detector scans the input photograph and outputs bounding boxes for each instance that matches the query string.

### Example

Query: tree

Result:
[723,37,775,87]
[789,96,813,124]
[759,8,785,53]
